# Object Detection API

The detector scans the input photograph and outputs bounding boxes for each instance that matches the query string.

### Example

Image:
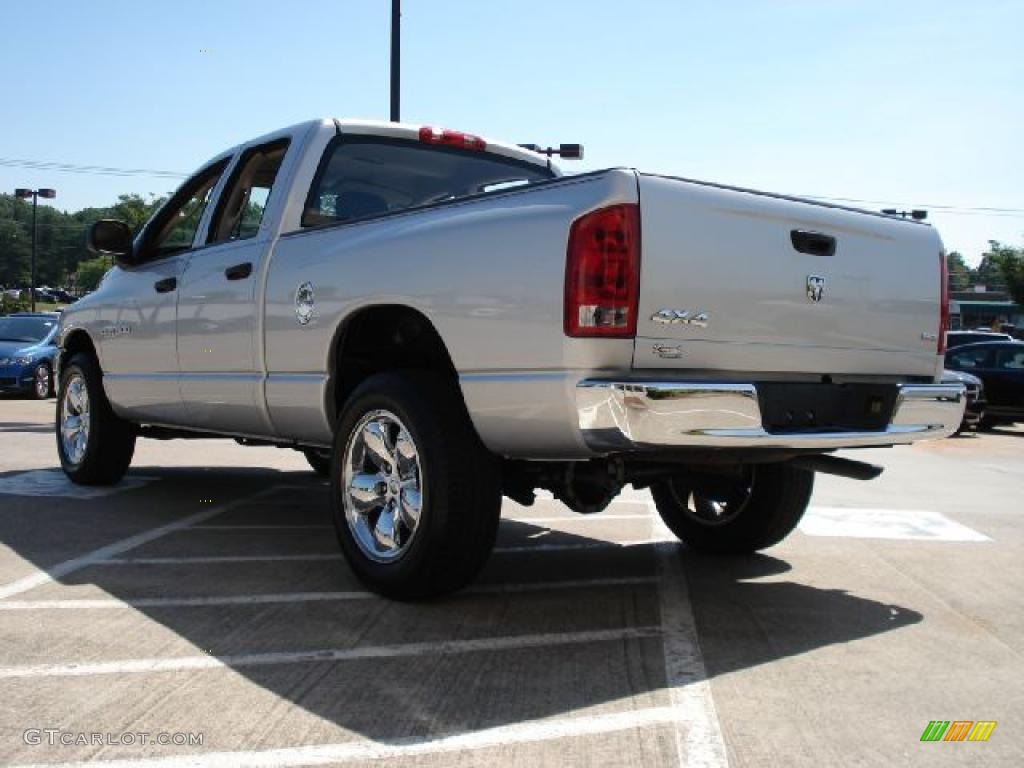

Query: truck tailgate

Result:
[632,174,945,379]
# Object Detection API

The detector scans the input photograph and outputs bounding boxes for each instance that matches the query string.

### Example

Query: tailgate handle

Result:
[791,230,836,256]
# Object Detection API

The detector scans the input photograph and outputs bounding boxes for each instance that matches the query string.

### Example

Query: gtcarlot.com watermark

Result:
[24,729,203,747]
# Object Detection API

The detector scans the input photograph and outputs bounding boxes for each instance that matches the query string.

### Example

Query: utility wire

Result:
[2,155,1023,217]
[796,194,1024,214]
[0,157,186,179]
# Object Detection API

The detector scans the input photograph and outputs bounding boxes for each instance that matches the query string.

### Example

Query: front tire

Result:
[56,353,136,485]
[651,464,814,553]
[330,371,501,599]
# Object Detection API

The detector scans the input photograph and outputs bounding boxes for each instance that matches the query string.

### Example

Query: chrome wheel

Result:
[34,365,51,398]
[60,373,91,466]
[666,470,754,527]
[341,409,423,563]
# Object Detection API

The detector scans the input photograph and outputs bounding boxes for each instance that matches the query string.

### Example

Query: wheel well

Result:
[330,306,460,420]
[60,330,98,373]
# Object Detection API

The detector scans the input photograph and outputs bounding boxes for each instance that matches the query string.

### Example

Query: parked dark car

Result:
[946,331,1012,349]
[941,369,985,431]
[0,313,60,399]
[945,341,1024,426]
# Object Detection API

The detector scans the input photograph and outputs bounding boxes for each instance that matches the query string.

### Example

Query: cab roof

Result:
[202,118,560,177]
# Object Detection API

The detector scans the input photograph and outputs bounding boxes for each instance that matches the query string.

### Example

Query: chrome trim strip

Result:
[576,380,966,451]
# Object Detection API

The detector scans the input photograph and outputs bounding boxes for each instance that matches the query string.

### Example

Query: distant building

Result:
[950,289,1023,332]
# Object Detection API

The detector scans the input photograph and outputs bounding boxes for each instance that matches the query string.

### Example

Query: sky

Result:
[1,0,1021,265]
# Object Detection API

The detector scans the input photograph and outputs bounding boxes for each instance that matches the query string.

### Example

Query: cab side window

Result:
[139,159,230,260]
[208,140,289,244]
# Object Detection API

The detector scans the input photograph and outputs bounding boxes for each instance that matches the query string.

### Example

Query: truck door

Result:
[99,158,230,424]
[175,139,290,435]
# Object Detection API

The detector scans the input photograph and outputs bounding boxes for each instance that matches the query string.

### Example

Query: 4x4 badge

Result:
[651,309,708,327]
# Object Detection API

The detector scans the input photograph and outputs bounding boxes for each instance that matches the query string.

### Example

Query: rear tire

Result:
[330,371,501,599]
[651,464,814,553]
[56,353,136,485]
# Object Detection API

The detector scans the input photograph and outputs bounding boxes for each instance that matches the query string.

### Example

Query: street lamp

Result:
[14,187,56,312]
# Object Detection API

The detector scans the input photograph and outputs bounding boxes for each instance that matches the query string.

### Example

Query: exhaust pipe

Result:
[790,454,884,481]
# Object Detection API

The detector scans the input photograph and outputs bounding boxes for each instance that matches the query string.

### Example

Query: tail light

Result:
[938,251,949,354]
[565,204,641,337]
[419,126,486,151]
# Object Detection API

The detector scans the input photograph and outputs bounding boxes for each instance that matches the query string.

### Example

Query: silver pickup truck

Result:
[57,118,965,598]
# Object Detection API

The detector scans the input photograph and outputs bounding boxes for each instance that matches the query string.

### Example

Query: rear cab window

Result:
[302,136,554,228]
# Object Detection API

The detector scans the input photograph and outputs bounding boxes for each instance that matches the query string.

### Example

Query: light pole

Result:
[14,187,56,312]
[391,0,400,121]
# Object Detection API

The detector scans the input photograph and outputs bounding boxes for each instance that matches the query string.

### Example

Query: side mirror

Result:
[87,219,136,265]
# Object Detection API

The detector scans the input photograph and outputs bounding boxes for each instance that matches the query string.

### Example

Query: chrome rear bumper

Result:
[576,380,966,451]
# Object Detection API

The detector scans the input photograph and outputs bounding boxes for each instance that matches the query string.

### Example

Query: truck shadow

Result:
[1,467,923,747]
[679,552,919,679]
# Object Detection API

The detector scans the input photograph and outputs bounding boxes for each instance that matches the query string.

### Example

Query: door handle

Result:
[154,277,177,293]
[224,262,253,280]
[791,230,837,256]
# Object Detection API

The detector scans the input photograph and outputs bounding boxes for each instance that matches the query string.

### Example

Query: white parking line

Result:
[655,538,729,768]
[92,539,674,565]
[0,591,373,610]
[504,514,652,523]
[0,487,279,600]
[0,469,155,499]
[0,576,659,610]
[184,517,651,529]
[800,507,991,542]
[94,554,346,565]
[494,537,673,554]
[0,626,661,679]
[9,706,680,768]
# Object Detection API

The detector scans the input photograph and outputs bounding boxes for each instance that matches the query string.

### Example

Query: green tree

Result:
[75,256,110,293]
[946,251,971,292]
[108,193,166,232]
[1,191,167,293]
[985,241,1024,307]
[0,194,32,286]
[975,246,1008,292]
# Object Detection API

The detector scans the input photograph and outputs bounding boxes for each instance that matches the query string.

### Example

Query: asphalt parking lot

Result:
[0,396,1021,767]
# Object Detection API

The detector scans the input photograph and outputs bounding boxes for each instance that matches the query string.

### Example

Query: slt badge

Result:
[806,275,825,303]
[295,282,315,325]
